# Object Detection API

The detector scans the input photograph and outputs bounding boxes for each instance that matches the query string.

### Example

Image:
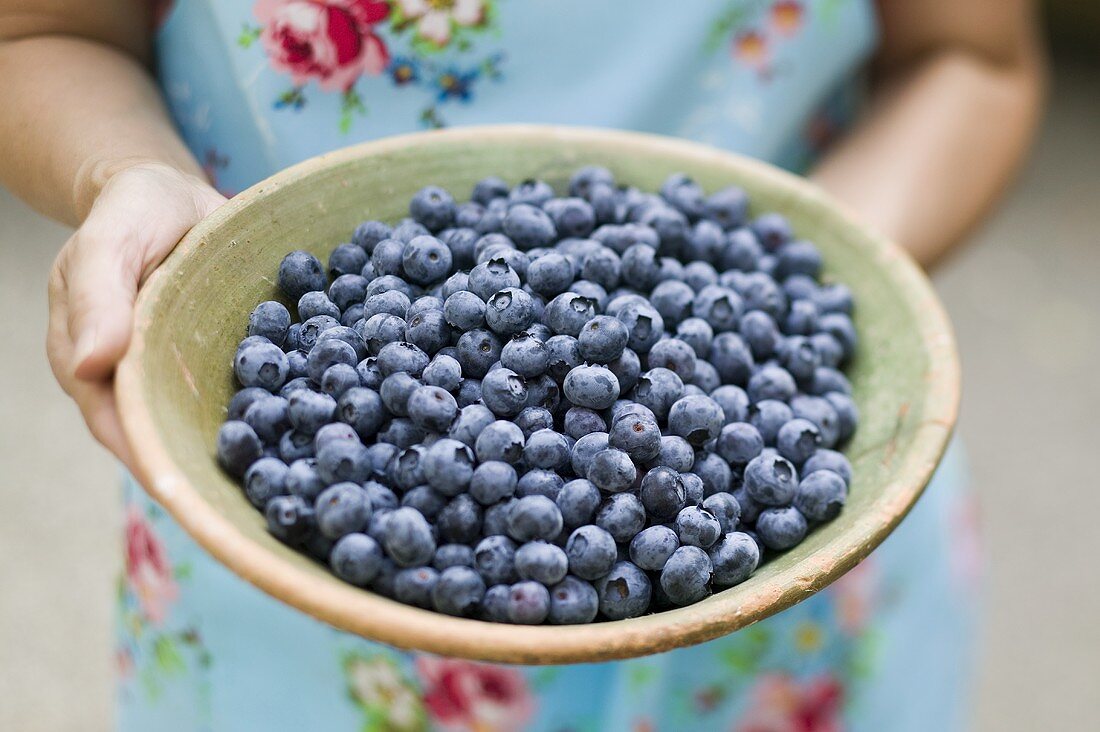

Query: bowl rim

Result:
[115,124,959,664]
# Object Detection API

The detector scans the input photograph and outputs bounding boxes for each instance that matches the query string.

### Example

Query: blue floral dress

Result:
[117,2,981,730]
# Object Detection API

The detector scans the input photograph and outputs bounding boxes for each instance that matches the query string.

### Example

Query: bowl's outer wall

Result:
[119,126,958,664]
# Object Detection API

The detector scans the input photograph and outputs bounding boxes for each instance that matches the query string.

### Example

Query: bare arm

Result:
[0,2,204,223]
[0,2,224,464]
[811,0,1046,268]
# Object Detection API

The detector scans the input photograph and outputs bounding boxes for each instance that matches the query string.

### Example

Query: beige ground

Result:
[1,62,1097,732]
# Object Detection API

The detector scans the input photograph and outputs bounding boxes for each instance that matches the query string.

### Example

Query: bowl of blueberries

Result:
[116,125,959,664]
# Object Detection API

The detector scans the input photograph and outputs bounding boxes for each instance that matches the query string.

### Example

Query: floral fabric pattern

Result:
[239,0,504,131]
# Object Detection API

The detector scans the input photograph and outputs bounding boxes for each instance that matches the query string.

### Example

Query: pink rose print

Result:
[829,558,879,636]
[737,674,844,732]
[394,0,486,47]
[769,1,804,37]
[254,0,391,91]
[124,506,179,625]
[416,657,535,731]
[732,30,769,71]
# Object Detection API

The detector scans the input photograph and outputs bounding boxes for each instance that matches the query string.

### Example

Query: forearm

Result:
[811,8,1045,269]
[0,35,201,226]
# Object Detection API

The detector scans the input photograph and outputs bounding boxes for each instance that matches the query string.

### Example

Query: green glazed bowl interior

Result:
[116,125,958,665]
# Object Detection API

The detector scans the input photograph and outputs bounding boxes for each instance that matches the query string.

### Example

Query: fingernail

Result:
[74,327,98,369]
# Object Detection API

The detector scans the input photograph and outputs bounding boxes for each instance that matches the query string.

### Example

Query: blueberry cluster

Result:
[216,167,858,624]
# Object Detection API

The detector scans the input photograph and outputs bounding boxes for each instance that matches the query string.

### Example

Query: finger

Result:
[64,227,142,382]
[72,377,135,471]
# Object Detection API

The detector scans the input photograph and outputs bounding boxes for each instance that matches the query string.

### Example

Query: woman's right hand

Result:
[47,162,227,469]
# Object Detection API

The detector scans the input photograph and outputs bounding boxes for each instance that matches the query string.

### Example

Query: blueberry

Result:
[756,506,808,550]
[235,341,290,391]
[306,339,357,384]
[243,396,290,444]
[243,457,289,508]
[471,176,509,205]
[298,291,341,321]
[750,399,795,444]
[595,493,646,543]
[681,472,705,506]
[667,394,724,447]
[370,237,406,277]
[313,422,359,451]
[377,418,426,449]
[620,243,661,291]
[570,432,609,477]
[775,240,822,280]
[503,203,556,249]
[370,557,400,597]
[703,492,741,533]
[449,404,496,447]
[351,220,393,253]
[580,247,622,291]
[744,451,799,507]
[469,259,523,303]
[813,368,853,398]
[784,299,820,336]
[379,372,420,417]
[563,365,621,410]
[627,525,678,572]
[632,368,683,421]
[393,567,440,609]
[655,435,695,472]
[776,418,822,465]
[608,414,661,462]
[376,341,429,378]
[675,505,722,548]
[278,250,327,301]
[422,438,475,496]
[421,354,462,392]
[563,407,607,440]
[468,461,518,506]
[298,315,340,352]
[408,185,455,231]
[524,374,561,411]
[455,377,484,408]
[515,541,569,586]
[781,336,821,382]
[575,316,627,365]
[793,469,847,522]
[480,367,528,417]
[479,584,511,622]
[475,420,525,463]
[526,252,574,297]
[545,335,582,382]
[330,533,383,586]
[747,364,797,403]
[516,469,564,500]
[553,478,600,529]
[474,535,519,585]
[607,348,642,392]
[364,444,398,483]
[363,290,411,322]
[615,300,664,353]
[485,287,536,336]
[316,438,372,485]
[660,546,712,606]
[690,360,721,393]
[701,185,748,229]
[440,292,485,334]
[455,329,502,379]
[544,292,597,337]
[801,449,852,485]
[432,566,486,617]
[407,385,458,432]
[320,363,360,399]
[436,494,482,544]
[565,525,618,581]
[586,449,637,493]
[708,532,760,587]
[522,429,571,470]
[286,458,325,501]
[595,561,652,620]
[639,466,687,521]
[383,507,436,568]
[405,309,451,355]
[506,495,563,542]
[544,197,596,238]
[715,422,764,464]
[278,429,315,462]
[548,576,600,625]
[227,387,273,421]
[315,482,371,540]
[507,581,551,624]
[500,333,549,378]
[402,485,447,521]
[515,406,555,437]
[280,374,311,398]
[217,421,263,477]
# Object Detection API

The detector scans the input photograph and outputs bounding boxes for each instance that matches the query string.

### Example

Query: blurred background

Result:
[1,6,1097,730]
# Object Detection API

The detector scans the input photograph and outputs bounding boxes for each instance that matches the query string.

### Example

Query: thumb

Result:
[66,229,141,381]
